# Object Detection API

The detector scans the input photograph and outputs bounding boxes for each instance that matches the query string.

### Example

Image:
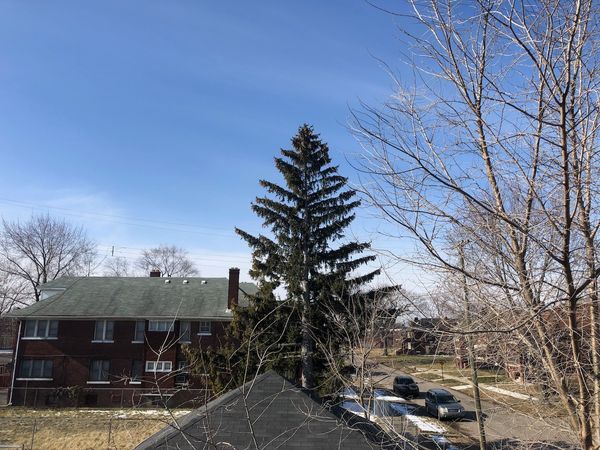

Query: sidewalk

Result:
[375,362,577,447]
[413,368,539,401]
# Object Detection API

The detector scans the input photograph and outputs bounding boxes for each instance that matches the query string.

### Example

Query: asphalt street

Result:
[373,364,577,449]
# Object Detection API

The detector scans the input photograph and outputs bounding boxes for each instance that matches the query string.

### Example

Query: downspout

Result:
[8,320,22,406]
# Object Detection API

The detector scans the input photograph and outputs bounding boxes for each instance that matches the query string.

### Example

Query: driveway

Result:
[373,364,578,449]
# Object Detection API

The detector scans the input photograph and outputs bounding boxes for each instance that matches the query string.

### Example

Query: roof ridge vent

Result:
[164,279,171,284]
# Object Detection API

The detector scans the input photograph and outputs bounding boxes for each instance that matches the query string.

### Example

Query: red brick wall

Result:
[11,318,230,407]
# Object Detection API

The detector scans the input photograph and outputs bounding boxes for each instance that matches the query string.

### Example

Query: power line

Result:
[0,197,239,237]
[98,246,250,264]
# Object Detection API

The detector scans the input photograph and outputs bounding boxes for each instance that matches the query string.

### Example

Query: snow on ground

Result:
[2,408,192,418]
[482,385,538,401]
[404,414,447,433]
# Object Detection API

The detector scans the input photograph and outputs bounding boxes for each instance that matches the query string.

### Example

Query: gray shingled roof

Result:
[7,277,257,320]
[134,370,399,450]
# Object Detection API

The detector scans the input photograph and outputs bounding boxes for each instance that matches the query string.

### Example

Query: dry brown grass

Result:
[0,407,190,450]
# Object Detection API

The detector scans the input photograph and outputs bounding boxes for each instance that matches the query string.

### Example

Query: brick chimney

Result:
[150,269,161,278]
[228,267,240,310]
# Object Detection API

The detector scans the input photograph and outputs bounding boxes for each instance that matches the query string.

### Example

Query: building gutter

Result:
[5,315,234,321]
[8,320,22,406]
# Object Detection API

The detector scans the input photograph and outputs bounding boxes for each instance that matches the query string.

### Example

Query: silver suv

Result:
[425,389,465,419]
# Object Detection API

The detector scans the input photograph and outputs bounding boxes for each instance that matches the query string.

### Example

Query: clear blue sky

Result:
[0,1,422,287]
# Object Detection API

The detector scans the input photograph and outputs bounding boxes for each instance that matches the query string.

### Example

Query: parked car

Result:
[425,389,465,419]
[393,375,420,398]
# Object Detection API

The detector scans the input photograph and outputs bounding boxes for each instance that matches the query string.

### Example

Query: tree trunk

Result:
[300,243,314,391]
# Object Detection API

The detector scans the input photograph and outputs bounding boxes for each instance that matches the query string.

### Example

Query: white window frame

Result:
[92,320,114,343]
[148,320,174,332]
[145,361,173,373]
[175,360,189,385]
[22,320,59,340]
[16,359,53,380]
[88,359,111,384]
[179,321,191,343]
[198,321,211,336]
[132,320,145,343]
[130,359,143,384]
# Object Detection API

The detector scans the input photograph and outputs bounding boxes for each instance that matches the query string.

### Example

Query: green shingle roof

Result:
[8,277,257,320]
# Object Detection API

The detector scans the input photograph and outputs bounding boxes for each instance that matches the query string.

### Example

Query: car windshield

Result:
[437,394,458,403]
[396,378,413,385]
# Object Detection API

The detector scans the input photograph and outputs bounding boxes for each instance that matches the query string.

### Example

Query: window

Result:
[148,320,174,332]
[175,360,189,385]
[18,359,53,379]
[23,320,58,339]
[133,320,145,342]
[198,321,211,335]
[145,361,173,372]
[131,360,143,383]
[89,360,110,382]
[93,320,114,342]
[179,321,191,342]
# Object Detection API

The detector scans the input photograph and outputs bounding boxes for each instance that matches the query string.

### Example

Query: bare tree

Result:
[0,213,96,302]
[318,286,409,401]
[353,0,600,448]
[137,245,198,277]
[104,256,133,277]
[0,273,29,315]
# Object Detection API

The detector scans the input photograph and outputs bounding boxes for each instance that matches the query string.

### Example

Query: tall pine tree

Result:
[236,124,379,390]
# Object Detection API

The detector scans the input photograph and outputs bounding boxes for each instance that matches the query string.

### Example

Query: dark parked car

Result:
[393,375,419,398]
[425,389,465,419]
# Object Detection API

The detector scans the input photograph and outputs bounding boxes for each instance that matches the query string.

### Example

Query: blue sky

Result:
[0,1,423,287]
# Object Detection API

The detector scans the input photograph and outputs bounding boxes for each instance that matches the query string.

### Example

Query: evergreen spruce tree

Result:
[235,124,379,391]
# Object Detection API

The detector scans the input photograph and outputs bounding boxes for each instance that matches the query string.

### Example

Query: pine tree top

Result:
[236,124,379,294]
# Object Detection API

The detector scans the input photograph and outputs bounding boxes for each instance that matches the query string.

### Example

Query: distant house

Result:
[6,268,256,408]
[134,370,399,450]
[453,303,595,384]
[394,317,455,355]
[0,316,17,401]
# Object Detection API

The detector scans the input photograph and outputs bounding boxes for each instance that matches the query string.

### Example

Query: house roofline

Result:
[8,315,234,321]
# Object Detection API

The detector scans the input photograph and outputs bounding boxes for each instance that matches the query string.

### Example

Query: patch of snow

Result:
[405,415,447,433]
[374,395,407,402]
[482,385,538,401]
[451,385,472,390]
[340,400,367,418]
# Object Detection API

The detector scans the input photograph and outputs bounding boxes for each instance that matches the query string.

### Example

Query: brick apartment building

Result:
[394,317,455,356]
[6,268,256,407]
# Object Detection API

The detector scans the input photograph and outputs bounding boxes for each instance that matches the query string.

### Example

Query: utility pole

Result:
[459,243,487,450]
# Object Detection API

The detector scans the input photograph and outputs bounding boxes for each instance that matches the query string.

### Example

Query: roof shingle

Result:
[7,276,256,320]
[134,370,398,450]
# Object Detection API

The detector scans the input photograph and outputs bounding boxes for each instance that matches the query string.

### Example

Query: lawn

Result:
[0,407,190,450]
[371,352,454,371]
